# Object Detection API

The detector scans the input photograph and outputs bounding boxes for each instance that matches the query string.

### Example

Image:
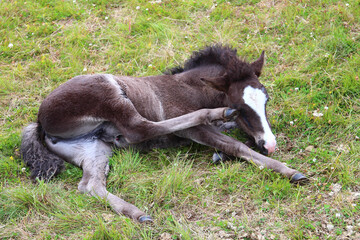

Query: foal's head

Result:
[195,46,276,155]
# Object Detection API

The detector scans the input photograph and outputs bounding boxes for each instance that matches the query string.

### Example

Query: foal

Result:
[21,45,307,222]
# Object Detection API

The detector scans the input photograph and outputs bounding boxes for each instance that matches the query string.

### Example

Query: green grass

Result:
[1,0,359,239]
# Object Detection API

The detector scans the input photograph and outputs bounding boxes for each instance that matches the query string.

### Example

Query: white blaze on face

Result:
[242,86,277,154]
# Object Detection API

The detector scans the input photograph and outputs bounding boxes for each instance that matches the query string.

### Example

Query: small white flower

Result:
[136,6,140,10]
[331,183,342,193]
[327,224,334,231]
[335,213,341,218]
[345,3,349,7]
[21,167,26,173]
[352,203,357,207]
[331,167,334,170]
[73,0,76,3]
[83,67,87,72]
[146,8,149,11]
[8,43,14,48]
[89,43,92,46]
[290,121,294,125]
[259,165,264,170]
[313,110,323,117]
[184,36,188,39]
[346,225,354,235]
[312,158,317,163]
[324,106,328,110]
[148,64,152,68]
[294,87,299,91]
[105,16,109,20]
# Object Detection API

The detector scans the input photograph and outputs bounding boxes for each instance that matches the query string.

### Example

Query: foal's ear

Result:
[250,51,265,77]
[200,73,229,92]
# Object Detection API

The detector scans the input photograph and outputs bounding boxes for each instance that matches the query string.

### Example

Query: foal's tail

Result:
[21,123,64,181]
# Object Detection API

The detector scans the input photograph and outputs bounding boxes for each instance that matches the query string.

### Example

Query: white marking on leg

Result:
[243,86,276,153]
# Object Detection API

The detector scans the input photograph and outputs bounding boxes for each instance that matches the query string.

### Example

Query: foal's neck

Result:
[179,65,225,82]
[176,65,228,107]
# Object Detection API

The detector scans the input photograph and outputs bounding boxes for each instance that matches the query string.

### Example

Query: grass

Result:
[1,0,359,239]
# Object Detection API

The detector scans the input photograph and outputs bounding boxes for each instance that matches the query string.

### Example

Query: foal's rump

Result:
[37,74,128,138]
[21,73,148,180]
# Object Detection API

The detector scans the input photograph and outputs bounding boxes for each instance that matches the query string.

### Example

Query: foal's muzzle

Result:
[257,139,276,156]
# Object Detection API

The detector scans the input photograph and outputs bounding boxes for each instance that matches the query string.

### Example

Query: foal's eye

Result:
[239,109,253,129]
[242,114,252,129]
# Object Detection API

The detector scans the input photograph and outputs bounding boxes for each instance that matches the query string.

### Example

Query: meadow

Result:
[0,0,359,239]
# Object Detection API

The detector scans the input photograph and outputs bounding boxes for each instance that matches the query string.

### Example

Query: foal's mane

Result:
[165,44,254,82]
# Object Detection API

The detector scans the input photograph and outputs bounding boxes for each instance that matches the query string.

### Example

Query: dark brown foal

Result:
[21,45,307,223]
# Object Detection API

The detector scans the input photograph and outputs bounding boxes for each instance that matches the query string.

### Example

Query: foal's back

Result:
[38,72,222,139]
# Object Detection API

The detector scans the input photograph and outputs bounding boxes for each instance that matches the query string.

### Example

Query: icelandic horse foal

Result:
[21,45,307,223]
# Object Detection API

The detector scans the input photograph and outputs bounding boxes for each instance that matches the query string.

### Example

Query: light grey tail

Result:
[21,123,64,181]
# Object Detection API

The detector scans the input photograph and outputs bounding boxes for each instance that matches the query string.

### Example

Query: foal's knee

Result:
[202,109,221,125]
[78,181,88,194]
[78,176,107,197]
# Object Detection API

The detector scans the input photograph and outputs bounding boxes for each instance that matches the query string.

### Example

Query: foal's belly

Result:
[45,116,106,139]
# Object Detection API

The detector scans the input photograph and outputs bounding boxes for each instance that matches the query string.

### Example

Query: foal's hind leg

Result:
[45,137,152,222]
[78,141,151,222]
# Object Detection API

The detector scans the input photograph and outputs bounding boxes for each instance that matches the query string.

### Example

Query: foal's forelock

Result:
[242,85,276,154]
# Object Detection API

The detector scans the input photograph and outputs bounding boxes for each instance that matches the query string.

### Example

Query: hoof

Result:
[212,152,234,164]
[224,108,238,122]
[212,152,225,164]
[138,215,153,223]
[290,173,309,185]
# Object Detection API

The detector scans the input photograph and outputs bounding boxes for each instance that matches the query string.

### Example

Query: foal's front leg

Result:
[176,125,308,183]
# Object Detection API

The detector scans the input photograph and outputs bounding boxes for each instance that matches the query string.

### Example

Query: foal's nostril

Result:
[257,140,268,155]
[261,148,269,155]
[258,140,265,148]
